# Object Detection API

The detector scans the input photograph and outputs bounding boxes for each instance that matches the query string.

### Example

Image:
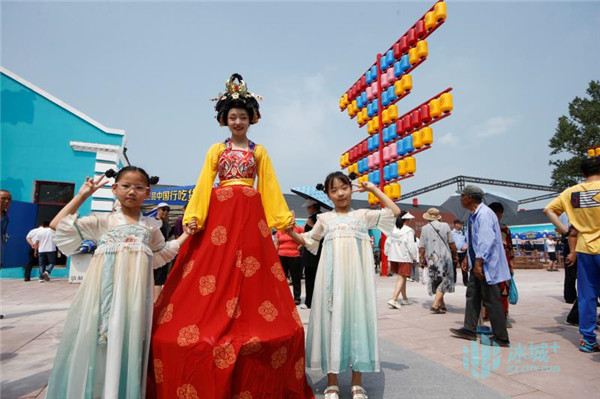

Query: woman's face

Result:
[327,177,352,210]
[227,108,250,139]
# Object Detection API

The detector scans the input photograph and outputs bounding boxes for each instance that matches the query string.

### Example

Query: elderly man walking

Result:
[450,185,511,347]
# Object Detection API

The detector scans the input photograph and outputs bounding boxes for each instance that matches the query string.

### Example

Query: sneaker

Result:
[400,299,413,305]
[450,327,477,341]
[38,279,45,283]
[506,320,513,328]
[579,339,600,353]
[299,304,308,309]
[387,299,402,309]
[43,271,50,281]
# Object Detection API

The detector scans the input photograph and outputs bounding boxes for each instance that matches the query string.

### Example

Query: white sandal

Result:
[351,385,368,399]
[324,385,340,399]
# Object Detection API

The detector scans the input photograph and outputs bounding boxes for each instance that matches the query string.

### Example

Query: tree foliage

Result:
[549,80,600,189]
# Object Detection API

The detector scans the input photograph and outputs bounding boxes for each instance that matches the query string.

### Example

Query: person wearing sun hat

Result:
[450,185,511,347]
[418,207,458,314]
[402,212,421,282]
[153,202,172,298]
[385,210,418,309]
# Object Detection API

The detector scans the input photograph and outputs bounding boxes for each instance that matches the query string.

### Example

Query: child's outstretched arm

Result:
[50,175,107,230]
[356,181,401,216]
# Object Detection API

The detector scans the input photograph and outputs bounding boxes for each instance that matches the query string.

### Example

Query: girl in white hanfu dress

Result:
[46,167,190,399]
[288,172,400,399]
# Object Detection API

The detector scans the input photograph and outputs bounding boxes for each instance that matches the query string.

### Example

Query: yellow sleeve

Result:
[255,145,293,230]
[545,189,568,215]
[182,143,224,229]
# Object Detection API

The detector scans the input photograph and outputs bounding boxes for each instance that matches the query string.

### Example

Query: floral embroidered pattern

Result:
[258,301,278,322]
[157,304,173,325]
[271,346,288,369]
[176,384,199,399]
[242,186,258,197]
[97,223,151,248]
[182,259,195,278]
[291,308,303,328]
[199,275,217,296]
[257,219,269,238]
[211,226,227,246]
[295,357,305,379]
[215,187,234,202]
[218,148,257,181]
[154,359,164,383]
[177,325,200,347]
[238,256,260,277]
[233,392,253,399]
[240,336,261,356]
[213,342,236,369]
[271,262,285,281]
[226,297,241,319]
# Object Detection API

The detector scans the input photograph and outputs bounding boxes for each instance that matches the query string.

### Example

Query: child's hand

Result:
[354,181,376,193]
[285,221,296,234]
[78,175,108,198]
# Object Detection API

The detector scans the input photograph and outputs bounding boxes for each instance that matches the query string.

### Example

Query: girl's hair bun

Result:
[348,172,358,180]
[315,183,325,191]
[149,176,160,185]
[105,169,117,178]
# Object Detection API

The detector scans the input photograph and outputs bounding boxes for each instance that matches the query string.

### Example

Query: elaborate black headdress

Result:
[213,73,262,126]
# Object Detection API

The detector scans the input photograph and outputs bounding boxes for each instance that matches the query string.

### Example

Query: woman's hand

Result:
[78,175,107,198]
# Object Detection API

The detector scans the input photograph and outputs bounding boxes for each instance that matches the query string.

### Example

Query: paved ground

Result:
[1,269,598,398]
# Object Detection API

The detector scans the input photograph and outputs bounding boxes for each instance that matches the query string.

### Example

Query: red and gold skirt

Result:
[148,186,314,399]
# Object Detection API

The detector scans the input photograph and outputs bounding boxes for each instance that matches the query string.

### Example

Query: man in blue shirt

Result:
[451,219,468,285]
[450,185,511,347]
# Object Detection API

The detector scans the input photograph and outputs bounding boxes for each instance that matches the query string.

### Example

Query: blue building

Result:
[1,67,128,278]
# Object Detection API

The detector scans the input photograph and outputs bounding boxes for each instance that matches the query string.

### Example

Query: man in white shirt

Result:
[25,225,42,281]
[545,236,558,272]
[34,221,56,282]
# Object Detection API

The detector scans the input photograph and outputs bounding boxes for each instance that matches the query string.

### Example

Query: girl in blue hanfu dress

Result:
[46,167,190,399]
[288,172,400,399]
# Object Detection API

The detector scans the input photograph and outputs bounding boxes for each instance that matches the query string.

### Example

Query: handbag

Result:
[508,277,518,305]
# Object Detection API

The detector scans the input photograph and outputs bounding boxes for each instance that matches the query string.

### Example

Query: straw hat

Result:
[423,207,442,221]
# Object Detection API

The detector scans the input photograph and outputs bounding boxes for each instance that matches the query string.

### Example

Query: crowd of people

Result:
[1,73,598,398]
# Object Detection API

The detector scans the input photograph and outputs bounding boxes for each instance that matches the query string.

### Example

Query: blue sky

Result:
[2,1,599,208]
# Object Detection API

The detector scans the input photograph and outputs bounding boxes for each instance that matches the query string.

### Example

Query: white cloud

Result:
[255,73,346,191]
[438,132,458,145]
[473,116,518,138]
